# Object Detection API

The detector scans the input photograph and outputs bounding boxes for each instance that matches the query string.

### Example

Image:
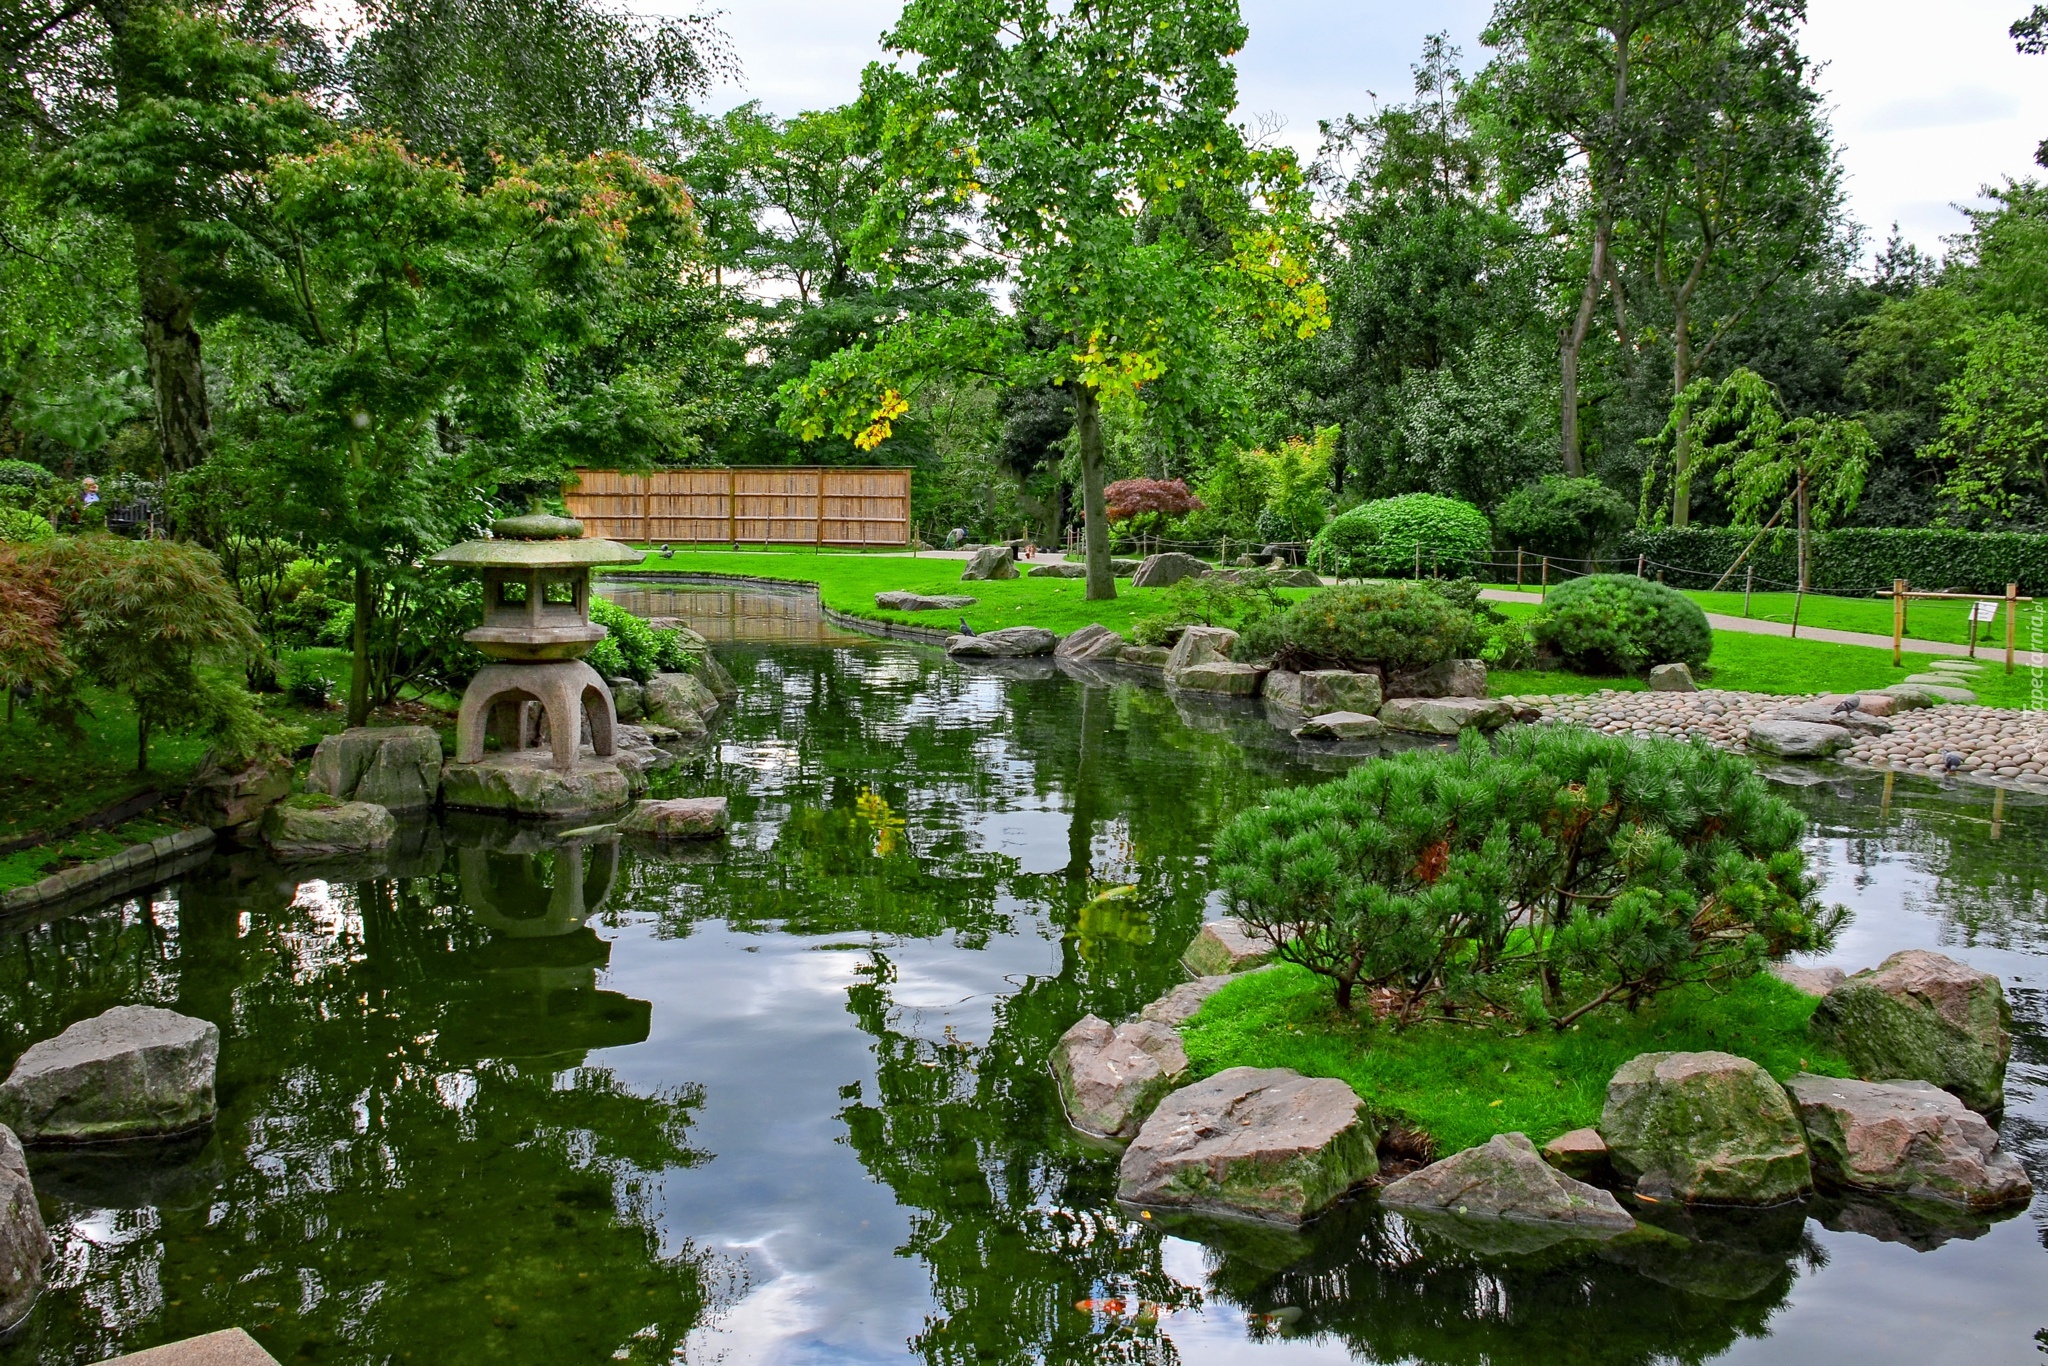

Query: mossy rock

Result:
[1601,1051,1812,1205]
[1809,950,2011,1114]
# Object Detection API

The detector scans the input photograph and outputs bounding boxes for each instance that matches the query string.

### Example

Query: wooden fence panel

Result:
[564,468,912,546]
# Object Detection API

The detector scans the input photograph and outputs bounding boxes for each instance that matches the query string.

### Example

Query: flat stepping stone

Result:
[1295,711,1385,740]
[1883,682,1975,704]
[876,591,976,612]
[619,796,729,839]
[92,1329,281,1365]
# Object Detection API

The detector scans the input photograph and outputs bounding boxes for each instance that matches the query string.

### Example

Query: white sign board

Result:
[1970,600,1999,623]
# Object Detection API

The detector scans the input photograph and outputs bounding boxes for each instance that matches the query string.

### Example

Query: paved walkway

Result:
[1478,589,2044,664]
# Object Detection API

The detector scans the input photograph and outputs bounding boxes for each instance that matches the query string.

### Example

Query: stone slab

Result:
[92,1330,281,1366]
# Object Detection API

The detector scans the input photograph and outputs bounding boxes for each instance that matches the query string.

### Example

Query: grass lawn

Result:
[0,691,215,841]
[607,547,1319,638]
[0,813,192,892]
[1178,961,1850,1155]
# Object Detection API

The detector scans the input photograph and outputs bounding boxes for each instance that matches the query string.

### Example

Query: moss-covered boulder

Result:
[1601,1051,1812,1204]
[1809,950,2011,1115]
[0,1127,47,1332]
[263,795,396,860]
[1181,918,1275,976]
[1116,1068,1378,1222]
[1050,1016,1188,1140]
[1786,1074,2031,1209]
[1379,1132,1634,1234]
[440,755,632,820]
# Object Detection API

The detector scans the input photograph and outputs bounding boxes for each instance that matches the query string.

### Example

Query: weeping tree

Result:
[1654,367,1873,591]
[777,0,1327,601]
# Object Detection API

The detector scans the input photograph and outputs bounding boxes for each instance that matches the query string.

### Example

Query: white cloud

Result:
[1865,86,2020,133]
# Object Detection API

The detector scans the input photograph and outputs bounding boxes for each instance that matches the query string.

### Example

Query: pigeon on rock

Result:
[959,618,977,636]
[1943,751,1965,774]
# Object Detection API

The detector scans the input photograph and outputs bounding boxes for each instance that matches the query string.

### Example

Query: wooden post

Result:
[1791,582,1805,639]
[727,467,737,547]
[1636,553,1646,579]
[1516,548,1524,590]
[642,476,652,545]
[1540,556,1549,601]
[2007,582,2019,674]
[1969,602,1981,659]
[815,469,825,550]
[1745,565,1755,618]
[1892,579,1905,667]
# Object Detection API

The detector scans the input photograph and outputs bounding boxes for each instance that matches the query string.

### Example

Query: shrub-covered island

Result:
[1183,727,1853,1153]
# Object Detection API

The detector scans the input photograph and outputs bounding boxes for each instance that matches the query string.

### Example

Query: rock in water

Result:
[946,626,1058,658]
[1294,711,1384,741]
[1118,1068,1378,1222]
[1746,717,1855,758]
[1117,644,1172,670]
[0,1005,219,1143]
[1540,1127,1612,1182]
[1380,1132,1634,1233]
[1385,659,1487,699]
[1785,1074,2031,1209]
[1263,670,1305,709]
[609,678,646,722]
[262,798,397,860]
[1601,1051,1812,1204]
[876,591,978,612]
[1172,662,1265,696]
[619,797,730,840]
[1300,670,1383,716]
[1182,918,1275,975]
[1647,663,1698,692]
[1775,702,1892,736]
[1139,975,1241,1027]
[1810,950,2012,1115]
[1378,697,1515,735]
[1163,626,1238,684]
[1055,624,1127,662]
[181,752,292,837]
[0,1126,47,1332]
[959,546,1017,581]
[440,754,633,820]
[691,651,739,702]
[644,672,722,730]
[1130,552,1211,589]
[304,725,444,811]
[1050,1016,1189,1140]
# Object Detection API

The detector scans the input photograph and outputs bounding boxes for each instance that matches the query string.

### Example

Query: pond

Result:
[0,589,2042,1365]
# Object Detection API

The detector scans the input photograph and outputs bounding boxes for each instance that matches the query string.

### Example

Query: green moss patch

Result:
[1178,962,1850,1155]
[0,815,190,892]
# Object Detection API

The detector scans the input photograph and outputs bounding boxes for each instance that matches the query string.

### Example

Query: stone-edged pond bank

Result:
[1050,918,2030,1256]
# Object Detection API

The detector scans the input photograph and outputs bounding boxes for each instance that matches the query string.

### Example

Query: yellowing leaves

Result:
[854,389,910,451]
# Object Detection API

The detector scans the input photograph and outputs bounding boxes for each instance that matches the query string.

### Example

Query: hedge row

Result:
[1615,528,2048,596]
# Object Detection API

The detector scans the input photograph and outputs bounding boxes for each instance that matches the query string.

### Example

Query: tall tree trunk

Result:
[1558,215,1610,477]
[1670,303,1694,527]
[348,563,373,727]
[1075,386,1114,602]
[137,223,211,476]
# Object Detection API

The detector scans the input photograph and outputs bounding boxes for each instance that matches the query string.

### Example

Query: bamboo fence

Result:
[565,467,912,547]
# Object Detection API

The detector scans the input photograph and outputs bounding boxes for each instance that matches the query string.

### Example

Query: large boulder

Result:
[1647,663,1698,693]
[1785,1074,2031,1209]
[876,591,977,612]
[1117,1068,1378,1222]
[1301,670,1383,716]
[609,678,645,723]
[1182,918,1275,976]
[1745,717,1854,758]
[1130,552,1212,589]
[1380,1132,1635,1234]
[1262,670,1305,710]
[1172,662,1265,696]
[1295,711,1385,741]
[1055,623,1127,662]
[1379,696,1516,735]
[440,754,633,820]
[1775,702,1892,736]
[1163,626,1238,685]
[262,796,396,861]
[947,626,1058,658]
[0,1005,219,1144]
[304,725,444,812]
[1117,644,1171,671]
[644,671,721,731]
[619,796,730,840]
[0,1126,47,1332]
[1769,962,1848,997]
[691,651,738,702]
[960,545,1017,581]
[1139,975,1241,1027]
[1386,659,1487,699]
[1028,562,1088,578]
[1810,950,2012,1114]
[1601,1051,1813,1204]
[1050,1016,1190,1140]
[181,751,292,837]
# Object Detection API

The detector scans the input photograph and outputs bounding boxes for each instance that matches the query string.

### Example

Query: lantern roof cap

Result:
[429,532,643,569]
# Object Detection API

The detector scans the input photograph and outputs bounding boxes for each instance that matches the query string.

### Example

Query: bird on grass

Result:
[1943,751,1965,775]
[660,543,673,559]
[959,618,977,636]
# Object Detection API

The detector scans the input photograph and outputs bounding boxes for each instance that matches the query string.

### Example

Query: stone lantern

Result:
[430,513,643,774]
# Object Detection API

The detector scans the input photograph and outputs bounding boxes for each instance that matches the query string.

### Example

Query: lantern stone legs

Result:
[455,659,618,770]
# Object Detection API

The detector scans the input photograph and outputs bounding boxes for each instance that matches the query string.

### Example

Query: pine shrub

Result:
[1233,582,1472,671]
[1530,573,1712,674]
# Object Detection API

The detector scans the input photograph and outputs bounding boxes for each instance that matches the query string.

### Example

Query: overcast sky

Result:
[637,0,2048,267]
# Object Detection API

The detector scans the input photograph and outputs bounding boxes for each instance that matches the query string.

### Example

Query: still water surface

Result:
[0,586,2042,1365]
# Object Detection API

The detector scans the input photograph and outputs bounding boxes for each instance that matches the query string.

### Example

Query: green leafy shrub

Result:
[1530,574,1712,674]
[588,596,695,683]
[1233,582,1473,671]
[1308,493,1492,579]
[279,651,336,707]
[0,507,55,543]
[1474,617,1535,669]
[1494,476,1633,566]
[1130,569,1289,648]
[1213,727,1844,1025]
[0,460,54,491]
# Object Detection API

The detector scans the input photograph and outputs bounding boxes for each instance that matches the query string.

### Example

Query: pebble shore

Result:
[1504,660,2048,791]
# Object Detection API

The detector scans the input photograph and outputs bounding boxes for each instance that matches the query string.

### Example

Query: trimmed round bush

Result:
[1530,574,1712,674]
[1493,476,1633,565]
[0,460,54,490]
[1234,583,1474,671]
[0,506,54,543]
[1309,494,1491,579]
